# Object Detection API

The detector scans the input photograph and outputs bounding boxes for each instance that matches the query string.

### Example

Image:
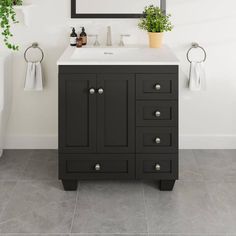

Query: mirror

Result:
[71,0,166,18]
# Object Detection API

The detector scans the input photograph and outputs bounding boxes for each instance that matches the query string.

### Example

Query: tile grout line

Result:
[191,149,209,182]
[141,181,149,236]
[69,181,80,233]
[19,150,35,180]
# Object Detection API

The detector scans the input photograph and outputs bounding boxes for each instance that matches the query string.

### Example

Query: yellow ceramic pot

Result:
[148,32,164,48]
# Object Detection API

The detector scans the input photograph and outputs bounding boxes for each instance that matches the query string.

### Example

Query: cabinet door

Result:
[97,74,135,153]
[59,74,96,153]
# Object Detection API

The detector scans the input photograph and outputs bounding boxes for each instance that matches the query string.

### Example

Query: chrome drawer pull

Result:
[155,164,161,171]
[155,84,161,91]
[155,137,161,144]
[155,111,161,117]
[89,88,95,94]
[94,164,101,171]
[98,88,104,95]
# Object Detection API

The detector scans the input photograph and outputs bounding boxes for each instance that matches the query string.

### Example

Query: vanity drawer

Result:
[62,158,135,179]
[136,127,178,153]
[136,101,178,127]
[136,74,178,100]
[136,154,178,179]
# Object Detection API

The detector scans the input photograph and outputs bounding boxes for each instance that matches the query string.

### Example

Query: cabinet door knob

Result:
[94,164,101,171]
[98,88,104,95]
[155,111,161,117]
[89,88,95,94]
[155,137,161,144]
[155,163,161,171]
[155,84,161,91]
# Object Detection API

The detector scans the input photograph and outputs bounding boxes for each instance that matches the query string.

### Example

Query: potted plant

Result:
[138,5,173,48]
[0,0,22,50]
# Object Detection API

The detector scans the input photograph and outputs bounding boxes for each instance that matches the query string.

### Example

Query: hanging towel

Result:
[24,62,43,91]
[189,61,206,91]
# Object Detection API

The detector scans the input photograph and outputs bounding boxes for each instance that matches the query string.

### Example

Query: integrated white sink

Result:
[71,47,142,62]
[57,45,179,65]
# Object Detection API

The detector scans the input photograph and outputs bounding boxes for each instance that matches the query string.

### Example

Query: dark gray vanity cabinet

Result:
[59,74,97,153]
[59,66,179,191]
[59,73,135,153]
[96,74,135,153]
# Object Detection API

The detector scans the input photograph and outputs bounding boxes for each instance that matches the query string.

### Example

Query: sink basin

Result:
[71,47,143,61]
[57,45,179,65]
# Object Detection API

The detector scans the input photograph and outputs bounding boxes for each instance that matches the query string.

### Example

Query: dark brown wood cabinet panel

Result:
[136,154,178,180]
[136,101,178,127]
[136,74,178,100]
[97,74,135,153]
[59,74,97,153]
[136,127,178,153]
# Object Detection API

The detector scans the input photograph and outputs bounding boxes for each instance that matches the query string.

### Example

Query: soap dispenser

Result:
[70,27,77,46]
[80,27,87,46]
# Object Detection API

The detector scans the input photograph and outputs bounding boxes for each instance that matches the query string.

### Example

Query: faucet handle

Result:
[106,26,112,47]
[119,34,131,47]
[88,34,100,47]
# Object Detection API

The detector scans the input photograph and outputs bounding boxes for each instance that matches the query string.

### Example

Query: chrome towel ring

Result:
[24,42,44,63]
[187,42,207,63]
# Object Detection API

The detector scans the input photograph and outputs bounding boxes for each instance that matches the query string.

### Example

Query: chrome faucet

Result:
[119,34,131,47]
[106,26,112,46]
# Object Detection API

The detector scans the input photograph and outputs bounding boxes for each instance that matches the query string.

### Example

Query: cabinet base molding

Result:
[61,179,177,191]
[159,180,176,191]
[62,180,78,191]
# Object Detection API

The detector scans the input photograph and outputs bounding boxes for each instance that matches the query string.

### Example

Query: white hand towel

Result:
[189,61,206,91]
[24,62,43,91]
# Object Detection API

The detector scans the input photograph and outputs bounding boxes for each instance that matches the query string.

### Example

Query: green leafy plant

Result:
[138,5,173,33]
[13,0,23,4]
[0,0,22,50]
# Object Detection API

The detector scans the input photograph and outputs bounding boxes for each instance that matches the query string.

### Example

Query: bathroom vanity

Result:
[57,46,179,191]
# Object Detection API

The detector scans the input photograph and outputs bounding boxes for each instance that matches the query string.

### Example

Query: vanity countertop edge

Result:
[57,45,180,66]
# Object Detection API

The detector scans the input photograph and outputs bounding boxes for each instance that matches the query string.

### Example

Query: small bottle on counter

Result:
[70,27,77,46]
[80,27,87,45]
[76,37,83,48]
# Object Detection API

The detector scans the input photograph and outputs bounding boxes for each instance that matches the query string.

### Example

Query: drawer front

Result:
[136,154,178,179]
[136,127,178,153]
[136,74,178,100]
[60,158,135,180]
[136,101,178,127]
[67,159,128,173]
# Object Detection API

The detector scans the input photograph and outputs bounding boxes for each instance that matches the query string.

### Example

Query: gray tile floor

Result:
[0,150,235,236]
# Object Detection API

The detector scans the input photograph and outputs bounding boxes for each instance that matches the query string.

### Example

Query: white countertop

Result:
[57,45,179,66]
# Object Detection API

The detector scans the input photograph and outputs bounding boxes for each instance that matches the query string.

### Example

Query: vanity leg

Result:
[62,180,78,191]
[159,180,176,191]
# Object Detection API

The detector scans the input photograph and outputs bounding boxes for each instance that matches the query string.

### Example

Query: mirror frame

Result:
[71,0,166,18]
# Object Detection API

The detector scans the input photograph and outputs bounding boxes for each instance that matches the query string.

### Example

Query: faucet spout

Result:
[106,26,112,46]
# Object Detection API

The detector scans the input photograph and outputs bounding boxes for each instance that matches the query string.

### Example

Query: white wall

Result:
[1,0,236,149]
